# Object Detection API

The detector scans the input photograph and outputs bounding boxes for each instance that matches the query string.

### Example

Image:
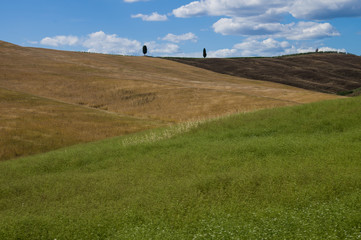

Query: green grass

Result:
[1,97,361,239]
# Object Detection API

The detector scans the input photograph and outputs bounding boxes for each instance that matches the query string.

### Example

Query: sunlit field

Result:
[0,41,338,123]
[0,41,340,160]
[0,88,164,161]
[1,96,360,239]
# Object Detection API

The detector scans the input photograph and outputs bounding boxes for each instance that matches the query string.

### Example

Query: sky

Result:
[1,0,361,57]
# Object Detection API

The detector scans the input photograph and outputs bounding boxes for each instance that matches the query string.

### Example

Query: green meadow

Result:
[1,96,361,239]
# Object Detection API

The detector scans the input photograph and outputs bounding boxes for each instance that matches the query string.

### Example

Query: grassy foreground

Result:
[1,97,361,239]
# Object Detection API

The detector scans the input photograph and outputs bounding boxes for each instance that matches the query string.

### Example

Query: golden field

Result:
[0,41,340,160]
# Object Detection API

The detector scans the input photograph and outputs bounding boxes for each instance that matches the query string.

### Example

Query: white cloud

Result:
[173,0,358,40]
[40,35,79,47]
[40,31,182,56]
[83,31,142,55]
[173,0,361,19]
[208,48,238,58]
[40,31,142,55]
[172,0,287,18]
[287,22,340,40]
[213,17,339,40]
[233,38,292,56]
[205,38,346,57]
[144,41,180,55]
[162,32,198,43]
[290,0,361,20]
[213,17,286,36]
[131,12,168,21]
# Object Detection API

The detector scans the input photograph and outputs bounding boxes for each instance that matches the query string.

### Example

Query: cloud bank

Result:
[172,0,359,40]
[213,18,340,39]
[39,31,188,56]
[173,0,361,19]
[40,31,142,55]
[208,38,346,58]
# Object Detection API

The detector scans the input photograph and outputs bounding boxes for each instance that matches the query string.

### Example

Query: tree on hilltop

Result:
[203,48,207,58]
[143,45,147,56]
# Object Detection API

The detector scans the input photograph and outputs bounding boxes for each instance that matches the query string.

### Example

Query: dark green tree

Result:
[143,45,147,56]
[203,48,207,58]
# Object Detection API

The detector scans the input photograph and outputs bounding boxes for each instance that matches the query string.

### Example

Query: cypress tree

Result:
[143,45,147,56]
[203,48,207,58]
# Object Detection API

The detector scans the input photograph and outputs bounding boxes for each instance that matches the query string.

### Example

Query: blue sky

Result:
[1,0,360,57]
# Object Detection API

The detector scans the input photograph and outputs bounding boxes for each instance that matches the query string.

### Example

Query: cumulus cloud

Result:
[131,12,168,21]
[40,35,79,47]
[173,0,359,40]
[40,31,141,55]
[202,38,293,58]
[172,0,287,18]
[206,38,345,58]
[289,0,361,20]
[213,18,339,40]
[162,32,198,43]
[208,48,238,58]
[213,17,286,36]
[233,38,293,56]
[83,31,141,55]
[40,31,183,56]
[173,0,361,19]
[287,22,340,40]
[144,41,180,55]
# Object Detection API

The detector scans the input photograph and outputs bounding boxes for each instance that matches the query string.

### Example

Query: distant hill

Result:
[167,53,361,96]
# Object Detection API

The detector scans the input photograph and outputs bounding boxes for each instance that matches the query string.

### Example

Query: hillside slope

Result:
[0,41,339,122]
[0,41,341,160]
[0,88,162,161]
[0,96,360,239]
[168,53,361,95]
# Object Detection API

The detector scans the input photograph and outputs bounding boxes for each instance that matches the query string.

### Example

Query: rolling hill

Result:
[0,41,340,160]
[168,53,361,95]
[1,40,360,238]
[0,96,360,239]
[0,41,339,121]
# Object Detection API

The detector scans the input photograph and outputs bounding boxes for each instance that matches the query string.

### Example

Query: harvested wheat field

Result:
[0,40,340,160]
[0,88,163,161]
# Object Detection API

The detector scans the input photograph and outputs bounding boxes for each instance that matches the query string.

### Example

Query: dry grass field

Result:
[0,40,340,160]
[0,88,163,161]
[0,41,339,120]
